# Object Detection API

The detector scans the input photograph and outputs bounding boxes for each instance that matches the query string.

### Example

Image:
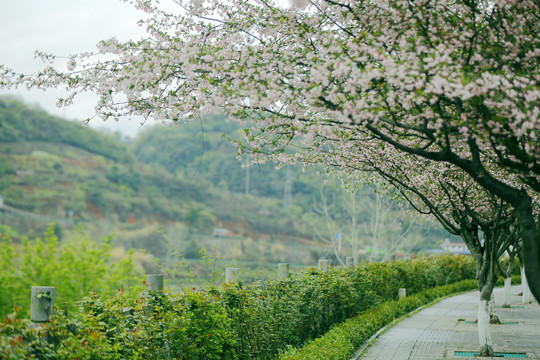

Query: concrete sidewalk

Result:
[356,286,540,359]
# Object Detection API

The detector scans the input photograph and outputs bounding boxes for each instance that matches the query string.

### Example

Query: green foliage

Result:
[0,255,475,359]
[0,226,143,319]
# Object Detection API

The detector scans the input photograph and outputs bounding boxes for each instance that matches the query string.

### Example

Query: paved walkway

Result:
[357,286,540,359]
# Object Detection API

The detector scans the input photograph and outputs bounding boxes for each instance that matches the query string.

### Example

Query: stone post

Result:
[399,288,407,299]
[225,267,239,282]
[31,286,55,323]
[278,263,289,279]
[318,259,329,272]
[345,257,354,268]
[146,274,164,292]
[144,274,165,315]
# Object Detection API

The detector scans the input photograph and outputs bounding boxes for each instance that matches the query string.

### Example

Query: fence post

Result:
[318,259,329,272]
[278,263,289,279]
[345,257,354,268]
[399,288,407,299]
[144,274,165,315]
[31,286,55,323]
[146,274,164,292]
[225,267,239,282]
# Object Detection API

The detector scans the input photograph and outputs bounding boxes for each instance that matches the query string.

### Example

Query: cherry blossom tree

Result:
[379,169,516,357]
[1,0,539,301]
[316,140,519,356]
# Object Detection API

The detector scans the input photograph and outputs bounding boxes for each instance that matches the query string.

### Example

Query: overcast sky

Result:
[0,1,162,138]
[0,0,297,139]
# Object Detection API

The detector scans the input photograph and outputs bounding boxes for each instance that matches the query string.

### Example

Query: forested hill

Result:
[132,114,314,200]
[0,96,321,241]
[0,96,449,255]
[0,96,132,164]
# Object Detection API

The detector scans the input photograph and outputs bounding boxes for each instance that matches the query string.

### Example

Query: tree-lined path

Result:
[356,287,540,360]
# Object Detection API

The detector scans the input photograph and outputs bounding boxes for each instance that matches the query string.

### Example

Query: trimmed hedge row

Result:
[0,255,475,359]
[278,279,478,360]
[279,275,521,360]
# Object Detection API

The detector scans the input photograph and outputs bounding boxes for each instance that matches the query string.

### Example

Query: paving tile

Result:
[357,287,540,360]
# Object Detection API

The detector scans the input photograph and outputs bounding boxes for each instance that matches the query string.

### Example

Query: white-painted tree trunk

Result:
[504,277,512,307]
[489,293,500,323]
[521,265,531,304]
[478,298,494,356]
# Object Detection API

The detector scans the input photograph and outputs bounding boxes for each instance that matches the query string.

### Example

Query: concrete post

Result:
[278,263,289,279]
[144,274,165,315]
[318,259,329,272]
[225,267,239,282]
[399,288,407,299]
[146,274,164,292]
[345,257,354,268]
[31,286,55,323]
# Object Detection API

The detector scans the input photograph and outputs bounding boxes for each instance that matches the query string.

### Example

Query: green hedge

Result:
[0,255,475,359]
[278,280,477,360]
[279,275,521,360]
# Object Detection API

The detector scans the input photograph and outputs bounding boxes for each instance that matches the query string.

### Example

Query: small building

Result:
[212,228,233,238]
[15,170,33,176]
[441,239,470,254]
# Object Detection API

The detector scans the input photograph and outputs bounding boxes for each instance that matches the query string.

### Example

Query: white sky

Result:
[0,0,295,139]
[0,1,162,138]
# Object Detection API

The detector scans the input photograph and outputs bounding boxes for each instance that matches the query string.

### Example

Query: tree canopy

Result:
[1,0,538,304]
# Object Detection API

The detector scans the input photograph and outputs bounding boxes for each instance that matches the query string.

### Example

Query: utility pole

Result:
[245,163,250,196]
[283,165,292,209]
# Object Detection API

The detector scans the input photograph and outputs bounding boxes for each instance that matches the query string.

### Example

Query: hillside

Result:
[0,96,454,271]
[0,97,132,163]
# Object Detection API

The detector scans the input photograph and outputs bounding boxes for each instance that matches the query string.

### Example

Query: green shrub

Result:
[0,255,476,359]
[0,226,143,318]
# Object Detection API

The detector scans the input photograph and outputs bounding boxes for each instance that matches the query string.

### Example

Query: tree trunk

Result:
[503,277,512,308]
[511,197,540,304]
[471,226,498,357]
[521,264,531,304]
[443,147,540,304]
[489,293,500,323]
[478,297,495,357]
[351,192,358,266]
[503,253,515,308]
